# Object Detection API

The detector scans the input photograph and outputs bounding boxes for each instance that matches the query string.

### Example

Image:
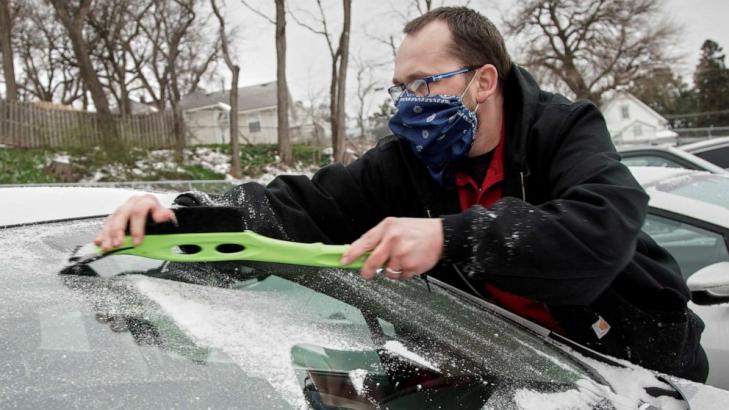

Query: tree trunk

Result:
[169,66,185,163]
[275,0,292,166]
[211,0,241,177]
[49,0,117,146]
[229,65,241,178]
[0,0,18,102]
[329,57,338,161]
[333,0,351,163]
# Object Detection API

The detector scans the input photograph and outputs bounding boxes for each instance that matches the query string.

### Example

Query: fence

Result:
[0,99,178,149]
[674,126,729,146]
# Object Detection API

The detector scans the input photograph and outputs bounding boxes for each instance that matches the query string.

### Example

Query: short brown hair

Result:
[404,7,511,83]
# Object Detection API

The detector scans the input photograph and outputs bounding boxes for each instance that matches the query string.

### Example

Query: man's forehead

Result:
[393,20,456,83]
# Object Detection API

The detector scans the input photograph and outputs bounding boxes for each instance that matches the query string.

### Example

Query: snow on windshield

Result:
[132,275,375,408]
[383,340,441,371]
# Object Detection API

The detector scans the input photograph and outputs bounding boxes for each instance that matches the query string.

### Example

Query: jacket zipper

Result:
[520,171,527,200]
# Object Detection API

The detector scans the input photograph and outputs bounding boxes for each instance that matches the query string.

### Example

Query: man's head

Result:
[393,7,511,156]
[394,7,510,103]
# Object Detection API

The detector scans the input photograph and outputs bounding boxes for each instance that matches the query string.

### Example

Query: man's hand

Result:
[340,217,444,280]
[94,194,176,251]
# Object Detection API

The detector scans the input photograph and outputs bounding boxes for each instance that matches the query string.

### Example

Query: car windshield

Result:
[652,173,729,211]
[0,219,613,409]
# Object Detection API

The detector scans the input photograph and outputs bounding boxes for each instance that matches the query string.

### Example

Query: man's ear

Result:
[474,64,499,104]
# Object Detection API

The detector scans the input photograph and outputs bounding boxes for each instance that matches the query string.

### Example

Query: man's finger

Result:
[360,242,390,280]
[129,207,148,246]
[341,222,386,265]
[151,206,175,224]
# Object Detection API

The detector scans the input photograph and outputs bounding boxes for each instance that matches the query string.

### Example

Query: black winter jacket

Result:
[174,65,708,382]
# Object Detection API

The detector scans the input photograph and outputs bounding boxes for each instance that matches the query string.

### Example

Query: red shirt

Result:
[454,124,564,334]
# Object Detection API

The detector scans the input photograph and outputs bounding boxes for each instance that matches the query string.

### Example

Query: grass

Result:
[0,147,63,184]
[0,143,326,184]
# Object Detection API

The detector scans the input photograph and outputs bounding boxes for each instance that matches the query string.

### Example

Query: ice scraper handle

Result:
[103,231,367,269]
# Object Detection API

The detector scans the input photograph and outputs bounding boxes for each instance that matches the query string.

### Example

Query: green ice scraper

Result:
[63,231,366,272]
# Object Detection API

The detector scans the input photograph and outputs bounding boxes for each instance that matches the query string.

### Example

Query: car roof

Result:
[0,186,178,227]
[680,136,729,152]
[618,146,728,174]
[617,144,676,153]
[629,166,696,187]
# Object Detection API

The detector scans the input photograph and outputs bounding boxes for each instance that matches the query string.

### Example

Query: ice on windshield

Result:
[132,275,376,407]
[0,218,645,409]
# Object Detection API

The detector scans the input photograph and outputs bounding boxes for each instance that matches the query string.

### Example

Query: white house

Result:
[600,91,678,146]
[180,82,321,146]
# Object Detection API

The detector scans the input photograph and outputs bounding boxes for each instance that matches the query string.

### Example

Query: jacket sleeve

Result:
[173,145,391,245]
[440,102,649,306]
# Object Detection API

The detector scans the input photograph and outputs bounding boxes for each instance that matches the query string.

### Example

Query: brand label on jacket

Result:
[592,316,611,339]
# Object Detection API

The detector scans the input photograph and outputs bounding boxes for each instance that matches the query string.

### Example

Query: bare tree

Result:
[504,0,681,105]
[86,0,153,115]
[291,0,351,163]
[47,0,112,117]
[14,2,85,104]
[240,0,293,166]
[129,0,218,110]
[211,0,241,178]
[363,0,470,65]
[0,0,19,101]
[352,55,381,142]
[131,0,219,161]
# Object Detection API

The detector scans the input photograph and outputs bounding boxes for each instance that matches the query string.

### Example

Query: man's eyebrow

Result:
[393,70,431,85]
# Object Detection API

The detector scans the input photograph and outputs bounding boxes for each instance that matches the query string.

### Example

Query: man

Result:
[96,7,708,382]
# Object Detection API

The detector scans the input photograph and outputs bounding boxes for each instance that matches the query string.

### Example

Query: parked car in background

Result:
[631,166,729,390]
[3,186,727,408]
[680,136,729,170]
[619,145,727,174]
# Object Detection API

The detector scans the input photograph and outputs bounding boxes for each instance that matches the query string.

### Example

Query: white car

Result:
[631,166,729,390]
[2,185,728,408]
[619,145,727,174]
[680,136,729,170]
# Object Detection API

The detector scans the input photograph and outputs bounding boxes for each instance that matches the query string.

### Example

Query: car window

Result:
[643,214,729,279]
[0,219,613,409]
[652,173,729,211]
[693,145,729,169]
[621,155,684,169]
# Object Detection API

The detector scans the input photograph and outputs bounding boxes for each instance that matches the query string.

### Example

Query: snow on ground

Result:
[246,163,317,186]
[0,187,178,226]
[72,146,320,183]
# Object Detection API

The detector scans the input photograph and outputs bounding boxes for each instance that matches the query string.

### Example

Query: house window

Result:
[621,105,630,119]
[633,124,643,137]
[248,114,261,133]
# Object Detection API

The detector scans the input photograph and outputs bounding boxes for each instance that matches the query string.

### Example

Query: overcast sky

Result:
[220,0,729,115]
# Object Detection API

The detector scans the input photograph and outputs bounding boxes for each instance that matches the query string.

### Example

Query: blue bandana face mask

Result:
[388,76,479,186]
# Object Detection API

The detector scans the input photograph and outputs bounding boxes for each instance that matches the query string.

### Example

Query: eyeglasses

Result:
[388,66,477,103]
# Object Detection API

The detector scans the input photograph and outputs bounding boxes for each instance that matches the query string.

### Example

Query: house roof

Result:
[601,91,668,124]
[180,81,280,113]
